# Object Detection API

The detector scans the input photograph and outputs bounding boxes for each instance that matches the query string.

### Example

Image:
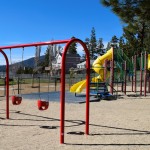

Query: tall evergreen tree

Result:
[83,28,105,58]
[96,38,104,55]
[106,42,111,51]
[68,37,77,54]
[100,0,150,55]
[119,36,125,50]
[81,37,90,60]
[85,37,90,50]
[90,27,97,59]
[110,35,119,48]
[44,45,53,67]
[35,46,41,68]
[119,36,135,56]
[68,42,77,54]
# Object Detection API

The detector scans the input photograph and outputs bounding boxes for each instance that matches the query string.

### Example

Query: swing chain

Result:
[10,48,15,95]
[48,71,51,101]
[19,47,24,97]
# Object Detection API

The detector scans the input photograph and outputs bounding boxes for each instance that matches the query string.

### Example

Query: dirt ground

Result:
[0,84,150,150]
[0,82,69,96]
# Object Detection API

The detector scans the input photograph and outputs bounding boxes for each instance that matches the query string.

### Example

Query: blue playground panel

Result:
[90,90,116,100]
[22,91,86,103]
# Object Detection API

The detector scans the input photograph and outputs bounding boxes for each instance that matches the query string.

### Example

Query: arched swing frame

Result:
[0,49,9,119]
[0,38,90,144]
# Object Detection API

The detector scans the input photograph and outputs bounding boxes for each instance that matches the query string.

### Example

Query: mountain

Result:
[0,55,45,71]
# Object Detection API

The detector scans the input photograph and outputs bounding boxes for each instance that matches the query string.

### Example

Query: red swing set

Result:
[0,38,90,144]
[9,48,23,105]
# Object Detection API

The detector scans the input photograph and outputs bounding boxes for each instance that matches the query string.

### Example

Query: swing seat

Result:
[12,96,22,105]
[37,100,49,110]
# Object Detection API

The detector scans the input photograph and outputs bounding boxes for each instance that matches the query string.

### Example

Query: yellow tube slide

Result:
[92,47,112,82]
[148,54,150,70]
[70,48,113,93]
[70,80,86,93]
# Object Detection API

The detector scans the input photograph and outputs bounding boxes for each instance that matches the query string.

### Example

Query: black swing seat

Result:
[12,95,22,105]
[37,100,49,110]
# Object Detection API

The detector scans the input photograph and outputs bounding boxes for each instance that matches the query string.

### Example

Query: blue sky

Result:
[0,0,123,65]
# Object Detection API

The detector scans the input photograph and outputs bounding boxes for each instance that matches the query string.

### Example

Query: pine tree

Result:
[106,42,111,51]
[119,36,125,50]
[100,0,150,54]
[90,27,97,59]
[68,42,77,54]
[96,38,104,55]
[68,37,77,54]
[83,28,107,58]
[110,35,119,48]
[85,37,90,50]
[81,37,90,60]
[44,45,53,67]
[35,46,41,68]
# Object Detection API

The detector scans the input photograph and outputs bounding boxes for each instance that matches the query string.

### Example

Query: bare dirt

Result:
[0,84,150,150]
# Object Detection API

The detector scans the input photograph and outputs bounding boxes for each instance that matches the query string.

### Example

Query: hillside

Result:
[0,55,45,71]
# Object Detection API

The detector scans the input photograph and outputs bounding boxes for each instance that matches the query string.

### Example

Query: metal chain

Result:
[38,77,41,100]
[47,71,51,101]
[19,47,24,97]
[10,49,15,95]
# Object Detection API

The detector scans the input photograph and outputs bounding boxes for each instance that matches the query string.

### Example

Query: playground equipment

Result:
[70,48,113,99]
[9,48,24,105]
[1,38,149,144]
[0,49,9,119]
[0,38,90,144]
[70,47,150,99]
[148,54,150,69]
[92,47,112,81]
[34,46,50,110]
[37,76,50,111]
[130,52,150,96]
[111,49,150,96]
[70,49,112,93]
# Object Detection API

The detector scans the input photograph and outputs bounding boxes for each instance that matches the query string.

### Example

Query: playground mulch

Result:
[0,86,150,150]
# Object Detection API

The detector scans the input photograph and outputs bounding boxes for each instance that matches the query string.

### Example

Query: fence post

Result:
[104,60,107,82]
[131,56,134,92]
[124,61,127,95]
[144,51,147,96]
[134,55,137,93]
[110,48,114,94]
[140,53,143,96]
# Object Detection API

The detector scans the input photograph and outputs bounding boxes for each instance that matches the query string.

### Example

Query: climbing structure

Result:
[70,48,116,99]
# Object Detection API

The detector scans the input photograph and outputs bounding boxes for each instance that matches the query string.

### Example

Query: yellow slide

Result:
[70,80,86,93]
[70,48,113,93]
[148,54,150,70]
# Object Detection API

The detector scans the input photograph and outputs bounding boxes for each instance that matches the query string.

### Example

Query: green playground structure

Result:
[70,47,150,99]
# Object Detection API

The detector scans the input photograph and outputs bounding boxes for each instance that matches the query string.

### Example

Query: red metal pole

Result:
[140,53,143,96]
[110,61,112,93]
[0,49,9,119]
[104,60,107,82]
[124,61,127,95]
[121,62,124,92]
[148,71,150,93]
[60,38,90,144]
[134,55,137,93]
[131,56,134,92]
[144,51,147,96]
[110,48,114,94]
[0,40,70,49]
